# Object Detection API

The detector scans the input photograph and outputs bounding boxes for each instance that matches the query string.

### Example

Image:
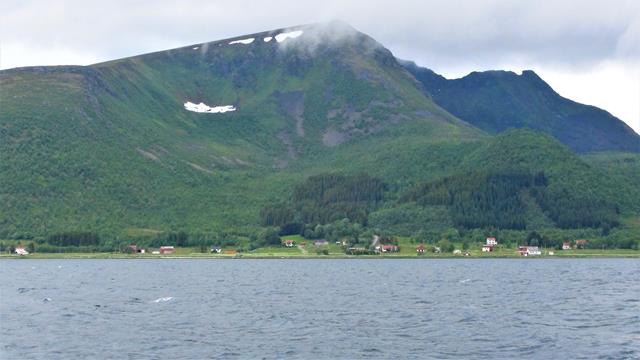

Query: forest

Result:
[1,170,636,253]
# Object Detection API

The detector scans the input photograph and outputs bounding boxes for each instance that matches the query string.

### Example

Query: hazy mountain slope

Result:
[402,61,640,153]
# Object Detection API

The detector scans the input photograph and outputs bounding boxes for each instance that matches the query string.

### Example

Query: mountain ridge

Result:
[401,60,640,153]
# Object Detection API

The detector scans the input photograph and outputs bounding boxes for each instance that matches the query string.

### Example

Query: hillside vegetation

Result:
[1,22,638,251]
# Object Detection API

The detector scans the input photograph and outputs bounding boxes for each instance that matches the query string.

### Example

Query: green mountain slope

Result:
[0,23,480,238]
[1,23,637,247]
[402,61,640,153]
[266,129,633,234]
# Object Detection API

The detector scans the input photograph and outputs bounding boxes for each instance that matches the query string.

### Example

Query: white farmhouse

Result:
[14,246,29,256]
[486,237,498,246]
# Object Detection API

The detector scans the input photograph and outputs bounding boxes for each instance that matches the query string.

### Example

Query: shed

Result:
[160,246,175,254]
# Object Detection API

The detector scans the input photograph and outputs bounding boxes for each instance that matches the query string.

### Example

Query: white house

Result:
[562,241,571,250]
[482,245,493,252]
[518,246,541,256]
[486,237,498,246]
[14,246,29,256]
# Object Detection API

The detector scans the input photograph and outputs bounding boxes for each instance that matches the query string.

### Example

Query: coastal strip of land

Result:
[2,248,638,259]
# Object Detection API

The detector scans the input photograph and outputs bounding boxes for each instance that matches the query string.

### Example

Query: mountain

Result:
[0,22,480,238]
[401,61,640,153]
[1,22,637,246]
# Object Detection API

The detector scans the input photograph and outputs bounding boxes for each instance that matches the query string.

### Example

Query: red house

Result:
[416,244,425,254]
[562,241,571,250]
[159,246,175,254]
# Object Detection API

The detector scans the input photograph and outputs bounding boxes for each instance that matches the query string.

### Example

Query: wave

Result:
[152,297,174,303]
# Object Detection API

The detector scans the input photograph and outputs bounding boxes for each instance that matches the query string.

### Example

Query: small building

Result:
[283,239,295,248]
[575,239,587,249]
[453,249,462,255]
[518,246,541,256]
[14,246,29,256]
[211,246,222,253]
[381,244,399,253]
[126,244,146,254]
[486,237,498,246]
[314,240,328,247]
[152,251,160,255]
[159,246,175,254]
[416,244,426,254]
[433,246,441,254]
[482,244,494,252]
[562,241,571,250]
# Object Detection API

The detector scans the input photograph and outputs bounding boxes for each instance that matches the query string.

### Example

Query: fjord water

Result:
[1,259,638,359]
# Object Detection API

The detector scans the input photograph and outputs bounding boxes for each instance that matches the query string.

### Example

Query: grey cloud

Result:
[2,0,638,69]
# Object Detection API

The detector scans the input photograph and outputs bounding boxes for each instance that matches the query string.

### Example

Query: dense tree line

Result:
[260,172,386,228]
[403,171,620,230]
[47,232,101,247]
[530,187,619,229]
[404,171,545,229]
[292,173,386,205]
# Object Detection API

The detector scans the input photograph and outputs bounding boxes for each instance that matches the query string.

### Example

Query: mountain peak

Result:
[403,63,640,153]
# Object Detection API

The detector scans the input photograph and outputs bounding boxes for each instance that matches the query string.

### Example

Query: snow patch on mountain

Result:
[184,102,236,114]
[229,38,255,45]
[275,30,303,43]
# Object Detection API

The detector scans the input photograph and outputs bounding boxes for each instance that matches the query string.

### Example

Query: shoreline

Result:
[2,252,638,260]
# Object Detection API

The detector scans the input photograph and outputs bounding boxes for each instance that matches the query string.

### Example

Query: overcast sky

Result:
[2,0,639,133]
